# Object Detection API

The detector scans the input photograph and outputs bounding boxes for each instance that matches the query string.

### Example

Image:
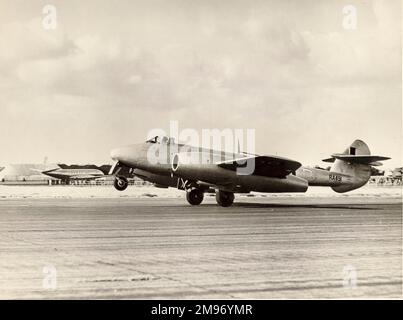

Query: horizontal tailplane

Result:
[323,154,390,166]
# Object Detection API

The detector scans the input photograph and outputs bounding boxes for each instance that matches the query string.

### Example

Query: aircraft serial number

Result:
[329,174,342,182]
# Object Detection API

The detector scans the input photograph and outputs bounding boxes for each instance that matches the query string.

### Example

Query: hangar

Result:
[0,163,60,185]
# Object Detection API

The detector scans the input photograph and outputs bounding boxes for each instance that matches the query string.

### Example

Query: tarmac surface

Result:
[0,196,401,299]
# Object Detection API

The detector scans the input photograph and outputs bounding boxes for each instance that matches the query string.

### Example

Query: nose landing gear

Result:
[114,176,129,191]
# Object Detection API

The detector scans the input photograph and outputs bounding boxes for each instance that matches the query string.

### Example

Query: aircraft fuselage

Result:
[109,137,386,206]
[110,139,307,193]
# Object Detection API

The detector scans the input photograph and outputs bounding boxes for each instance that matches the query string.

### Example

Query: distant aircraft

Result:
[391,167,403,180]
[109,137,390,207]
[41,167,105,184]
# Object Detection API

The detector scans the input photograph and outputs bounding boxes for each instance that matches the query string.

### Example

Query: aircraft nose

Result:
[110,148,121,161]
[110,144,141,163]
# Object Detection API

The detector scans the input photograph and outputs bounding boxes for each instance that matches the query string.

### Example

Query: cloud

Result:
[0,0,400,167]
[0,18,77,71]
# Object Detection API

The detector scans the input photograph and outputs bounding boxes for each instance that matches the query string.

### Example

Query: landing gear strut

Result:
[114,176,128,191]
[186,188,204,205]
[215,190,235,207]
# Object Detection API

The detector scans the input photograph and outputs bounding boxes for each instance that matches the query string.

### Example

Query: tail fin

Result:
[323,140,390,193]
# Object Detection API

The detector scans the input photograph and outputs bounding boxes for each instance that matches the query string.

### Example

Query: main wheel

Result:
[215,190,235,207]
[114,176,128,191]
[186,189,204,205]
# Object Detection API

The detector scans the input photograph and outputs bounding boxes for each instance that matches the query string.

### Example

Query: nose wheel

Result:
[114,176,128,191]
[186,189,204,205]
[215,190,235,207]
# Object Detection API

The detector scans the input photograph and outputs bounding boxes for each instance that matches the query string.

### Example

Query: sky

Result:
[0,0,401,169]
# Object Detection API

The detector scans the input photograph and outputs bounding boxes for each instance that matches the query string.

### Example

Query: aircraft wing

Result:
[217,155,302,178]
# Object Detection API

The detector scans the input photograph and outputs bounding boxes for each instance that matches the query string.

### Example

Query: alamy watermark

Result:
[146,121,256,175]
[342,5,357,30]
[42,264,57,290]
[42,5,57,30]
[342,264,357,289]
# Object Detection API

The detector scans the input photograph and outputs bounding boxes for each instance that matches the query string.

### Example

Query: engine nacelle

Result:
[171,153,308,193]
[171,152,227,181]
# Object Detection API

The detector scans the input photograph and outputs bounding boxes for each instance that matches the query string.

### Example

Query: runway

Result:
[0,196,401,299]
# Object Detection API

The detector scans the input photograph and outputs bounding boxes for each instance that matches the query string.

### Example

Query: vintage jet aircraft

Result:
[109,136,389,207]
[41,167,106,184]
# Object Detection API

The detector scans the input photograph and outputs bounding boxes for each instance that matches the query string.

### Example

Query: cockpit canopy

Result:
[146,136,176,145]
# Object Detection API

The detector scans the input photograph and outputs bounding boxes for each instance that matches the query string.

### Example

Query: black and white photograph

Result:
[0,0,401,304]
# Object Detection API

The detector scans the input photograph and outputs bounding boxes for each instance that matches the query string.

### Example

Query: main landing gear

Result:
[186,188,204,205]
[185,188,235,207]
[215,190,235,207]
[114,176,128,191]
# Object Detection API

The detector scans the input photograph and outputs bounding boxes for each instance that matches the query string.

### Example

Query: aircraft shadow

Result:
[232,202,375,210]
